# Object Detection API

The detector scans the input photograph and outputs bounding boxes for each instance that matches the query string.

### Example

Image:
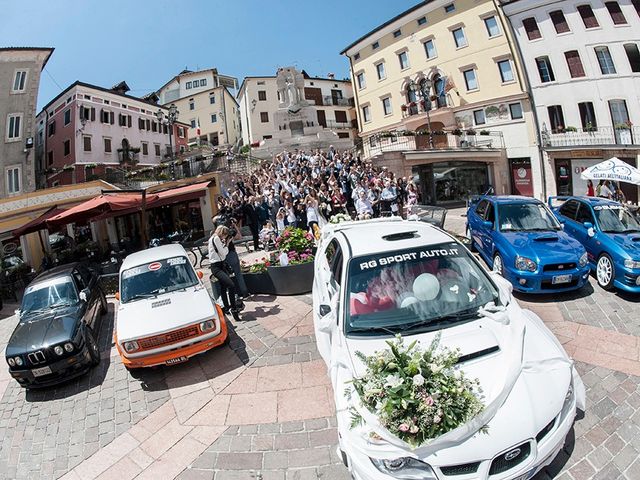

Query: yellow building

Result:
[342,0,544,204]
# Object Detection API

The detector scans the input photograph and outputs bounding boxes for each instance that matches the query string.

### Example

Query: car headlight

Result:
[64,342,74,353]
[54,345,64,356]
[515,255,537,272]
[200,320,215,332]
[561,379,575,419]
[123,341,139,353]
[624,259,640,269]
[579,252,588,268]
[14,356,23,367]
[370,457,438,479]
[7,357,15,367]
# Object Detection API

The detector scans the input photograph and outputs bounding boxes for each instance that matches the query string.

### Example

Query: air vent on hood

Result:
[151,298,171,308]
[382,231,418,241]
[631,236,640,242]
[456,345,500,364]
[533,235,558,242]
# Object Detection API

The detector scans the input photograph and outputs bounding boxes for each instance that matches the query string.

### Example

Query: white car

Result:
[115,244,227,369]
[313,218,584,480]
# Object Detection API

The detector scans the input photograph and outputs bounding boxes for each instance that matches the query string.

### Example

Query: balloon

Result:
[413,273,440,301]
[400,296,420,308]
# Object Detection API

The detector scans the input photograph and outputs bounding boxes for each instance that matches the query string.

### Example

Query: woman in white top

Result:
[208,225,241,315]
[305,192,320,232]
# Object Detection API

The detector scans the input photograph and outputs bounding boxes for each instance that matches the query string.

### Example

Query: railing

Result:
[325,120,355,130]
[544,125,640,148]
[361,130,504,159]
[321,96,355,107]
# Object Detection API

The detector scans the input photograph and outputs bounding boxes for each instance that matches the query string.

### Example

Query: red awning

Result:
[47,194,159,226]
[148,182,210,208]
[12,206,66,238]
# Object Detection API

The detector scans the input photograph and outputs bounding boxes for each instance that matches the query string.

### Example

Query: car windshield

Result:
[498,203,561,232]
[121,256,198,303]
[595,205,640,233]
[21,277,78,314]
[346,243,499,336]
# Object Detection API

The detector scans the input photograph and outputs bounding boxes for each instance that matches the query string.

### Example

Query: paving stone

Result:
[216,452,263,470]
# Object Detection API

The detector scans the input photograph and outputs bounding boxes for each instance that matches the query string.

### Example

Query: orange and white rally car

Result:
[115,244,227,369]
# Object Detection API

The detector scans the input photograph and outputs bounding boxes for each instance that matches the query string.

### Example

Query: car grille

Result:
[489,442,531,475]
[441,461,480,476]
[137,325,201,351]
[543,262,577,272]
[27,350,47,365]
[536,418,556,443]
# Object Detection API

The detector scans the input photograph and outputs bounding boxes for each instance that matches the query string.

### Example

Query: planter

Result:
[244,261,314,295]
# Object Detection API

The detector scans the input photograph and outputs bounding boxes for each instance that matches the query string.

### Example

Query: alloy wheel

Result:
[596,255,613,289]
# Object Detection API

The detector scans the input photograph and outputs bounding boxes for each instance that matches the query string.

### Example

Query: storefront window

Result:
[415,161,490,206]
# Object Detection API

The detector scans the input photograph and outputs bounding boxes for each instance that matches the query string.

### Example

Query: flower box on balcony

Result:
[401,105,408,111]
[479,130,490,136]
[451,129,463,136]
[465,129,477,135]
[432,130,445,136]
[564,126,578,132]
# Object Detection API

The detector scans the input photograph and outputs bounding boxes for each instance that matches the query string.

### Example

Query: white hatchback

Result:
[313,218,584,480]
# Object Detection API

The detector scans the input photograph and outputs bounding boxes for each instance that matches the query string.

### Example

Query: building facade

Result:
[501,0,640,202]
[341,0,544,204]
[238,71,357,149]
[0,47,53,197]
[35,81,189,188]
[156,68,241,149]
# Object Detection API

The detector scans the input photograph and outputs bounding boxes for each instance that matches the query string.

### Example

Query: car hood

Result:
[607,232,640,258]
[116,285,217,342]
[6,306,79,355]
[501,231,583,261]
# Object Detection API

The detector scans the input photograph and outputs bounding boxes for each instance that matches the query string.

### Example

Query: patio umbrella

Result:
[580,157,640,185]
[12,206,66,238]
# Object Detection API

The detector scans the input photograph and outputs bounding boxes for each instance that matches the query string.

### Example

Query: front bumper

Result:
[9,347,94,389]
[503,265,590,294]
[612,265,640,293]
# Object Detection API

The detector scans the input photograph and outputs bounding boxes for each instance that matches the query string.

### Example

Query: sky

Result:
[1,0,417,110]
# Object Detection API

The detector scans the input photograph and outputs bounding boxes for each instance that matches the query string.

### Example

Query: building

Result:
[156,68,241,149]
[35,81,190,188]
[500,0,640,202]
[341,0,544,205]
[237,70,357,156]
[0,47,53,197]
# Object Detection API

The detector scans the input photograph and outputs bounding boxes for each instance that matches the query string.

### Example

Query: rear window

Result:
[120,256,198,303]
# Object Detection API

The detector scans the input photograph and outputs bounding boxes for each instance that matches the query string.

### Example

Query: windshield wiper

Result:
[126,291,161,302]
[399,307,481,333]
[348,325,399,336]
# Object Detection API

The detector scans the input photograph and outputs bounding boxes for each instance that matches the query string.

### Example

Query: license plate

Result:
[31,366,52,377]
[165,356,188,365]
[513,468,535,480]
[552,274,572,284]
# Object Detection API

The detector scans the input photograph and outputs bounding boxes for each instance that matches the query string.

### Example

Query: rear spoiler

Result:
[547,196,570,208]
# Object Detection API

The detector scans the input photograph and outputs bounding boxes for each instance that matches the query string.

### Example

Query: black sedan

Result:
[5,263,107,388]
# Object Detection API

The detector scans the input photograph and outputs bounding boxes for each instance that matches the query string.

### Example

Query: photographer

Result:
[213,210,249,299]
[208,226,243,316]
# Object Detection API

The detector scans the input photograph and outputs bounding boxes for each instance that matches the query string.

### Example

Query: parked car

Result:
[115,244,227,369]
[467,196,590,293]
[5,263,107,388]
[550,196,640,291]
[313,217,583,480]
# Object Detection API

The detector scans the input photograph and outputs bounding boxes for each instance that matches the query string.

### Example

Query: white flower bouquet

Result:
[329,213,353,224]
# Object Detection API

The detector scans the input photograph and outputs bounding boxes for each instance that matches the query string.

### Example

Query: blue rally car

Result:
[467,195,590,293]
[550,196,640,292]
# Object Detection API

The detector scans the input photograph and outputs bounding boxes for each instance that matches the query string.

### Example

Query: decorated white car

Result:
[313,217,585,480]
[115,244,227,369]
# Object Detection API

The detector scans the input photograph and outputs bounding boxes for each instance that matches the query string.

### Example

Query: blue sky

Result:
[1,0,416,110]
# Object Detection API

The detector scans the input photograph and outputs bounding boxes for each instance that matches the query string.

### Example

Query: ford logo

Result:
[504,448,521,461]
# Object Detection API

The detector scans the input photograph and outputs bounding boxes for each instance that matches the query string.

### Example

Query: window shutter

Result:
[577,5,599,28]
[138,118,143,129]
[100,109,105,123]
[90,108,96,121]
[110,112,115,124]
[605,2,627,24]
[565,51,585,78]
[550,11,570,33]
[127,115,132,128]
[146,119,151,130]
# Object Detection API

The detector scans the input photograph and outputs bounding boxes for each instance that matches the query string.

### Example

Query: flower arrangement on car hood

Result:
[348,334,485,448]
[330,213,353,224]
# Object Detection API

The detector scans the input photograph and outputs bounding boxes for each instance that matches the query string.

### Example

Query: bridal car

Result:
[313,217,585,480]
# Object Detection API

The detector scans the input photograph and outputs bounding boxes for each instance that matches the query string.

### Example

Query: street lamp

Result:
[408,80,434,148]
[156,104,179,178]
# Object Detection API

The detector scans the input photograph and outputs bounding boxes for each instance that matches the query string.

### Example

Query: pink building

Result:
[35,81,189,187]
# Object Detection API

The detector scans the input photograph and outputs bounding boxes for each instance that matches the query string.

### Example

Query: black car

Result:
[5,263,107,388]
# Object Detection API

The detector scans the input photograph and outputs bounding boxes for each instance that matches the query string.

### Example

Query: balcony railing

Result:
[324,120,355,130]
[544,125,640,148]
[321,96,354,107]
[362,130,504,158]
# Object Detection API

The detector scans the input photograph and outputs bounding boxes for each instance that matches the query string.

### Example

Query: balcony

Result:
[324,120,356,130]
[544,125,640,148]
[321,96,354,107]
[401,97,450,118]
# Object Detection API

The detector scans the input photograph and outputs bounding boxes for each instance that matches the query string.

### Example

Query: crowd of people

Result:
[586,179,627,202]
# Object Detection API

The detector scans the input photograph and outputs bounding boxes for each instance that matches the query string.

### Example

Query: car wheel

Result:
[86,326,101,367]
[596,253,615,290]
[492,253,504,275]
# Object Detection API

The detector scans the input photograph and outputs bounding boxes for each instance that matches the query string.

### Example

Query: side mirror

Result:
[197,270,204,279]
[317,304,335,333]
[115,292,120,301]
[491,273,513,306]
[319,304,331,316]
[79,289,88,302]
[583,222,593,229]
[482,220,493,229]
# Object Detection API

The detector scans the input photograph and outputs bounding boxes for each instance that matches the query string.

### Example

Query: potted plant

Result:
[465,129,477,135]
[451,128,463,136]
[564,126,577,132]
[401,104,408,112]
[62,164,75,171]
[399,130,416,137]
[615,122,631,130]
[432,130,445,136]
[479,130,490,136]
[584,123,597,133]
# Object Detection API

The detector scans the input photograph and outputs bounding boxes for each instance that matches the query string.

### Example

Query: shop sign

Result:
[510,160,533,196]
[570,150,602,158]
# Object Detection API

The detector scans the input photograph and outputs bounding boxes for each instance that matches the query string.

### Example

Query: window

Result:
[178,127,185,138]
[382,97,392,116]
[609,99,630,127]
[624,43,640,72]
[633,0,640,17]
[393,29,402,38]
[398,51,410,70]
[47,151,54,165]
[260,112,269,123]
[362,105,371,123]
[372,41,379,50]
[335,110,348,123]
[444,3,455,13]
[189,100,195,110]
[201,78,207,86]
[509,103,524,119]
[194,80,200,88]
[64,109,71,125]
[63,140,70,156]
[357,72,366,89]
[186,81,192,89]
[6,114,21,139]
[154,144,161,156]
[209,94,216,104]
[258,90,267,101]
[104,137,112,153]
[419,40,435,62]
[463,69,478,90]
[473,109,486,125]
[550,10,570,33]
[484,16,501,37]
[48,120,56,136]
[497,59,514,82]
[578,102,597,129]
[83,135,91,152]
[595,46,616,74]
[523,17,541,40]
[211,114,217,123]
[190,119,196,128]
[6,167,20,194]
[575,203,595,224]
[452,27,467,48]
[577,5,599,28]
[548,105,565,132]
[605,1,627,24]
[142,142,148,155]
[536,56,555,82]
[12,70,27,92]
[417,16,427,25]
[376,62,386,80]
[565,51,586,78]
[101,110,112,124]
